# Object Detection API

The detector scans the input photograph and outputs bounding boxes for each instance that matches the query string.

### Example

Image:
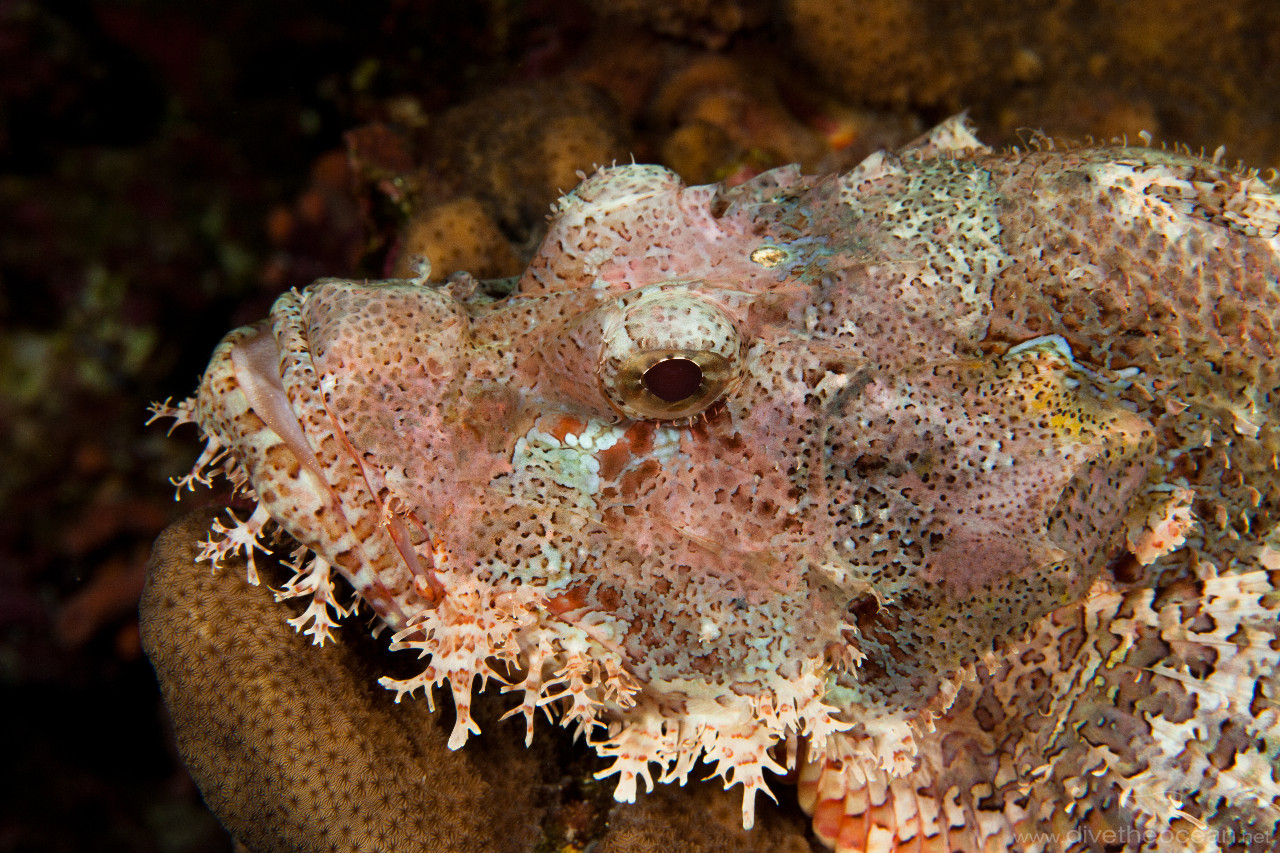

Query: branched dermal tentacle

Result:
[276,548,351,645]
[146,396,197,431]
[198,502,272,585]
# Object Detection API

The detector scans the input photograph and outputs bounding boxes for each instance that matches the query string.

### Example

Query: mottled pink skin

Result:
[163,116,1280,848]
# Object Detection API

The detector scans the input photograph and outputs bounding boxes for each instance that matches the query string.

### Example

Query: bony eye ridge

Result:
[598,287,745,421]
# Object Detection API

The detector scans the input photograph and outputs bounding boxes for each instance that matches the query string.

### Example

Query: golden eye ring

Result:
[612,349,736,420]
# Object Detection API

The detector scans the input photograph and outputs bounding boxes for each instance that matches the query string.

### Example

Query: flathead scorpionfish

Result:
[154,117,1280,852]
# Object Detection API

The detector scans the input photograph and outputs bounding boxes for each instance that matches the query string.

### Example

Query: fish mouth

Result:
[230,321,445,611]
[229,324,332,487]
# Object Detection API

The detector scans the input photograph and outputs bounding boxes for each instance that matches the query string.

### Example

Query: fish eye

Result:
[599,288,744,421]
[611,348,733,419]
[642,357,702,402]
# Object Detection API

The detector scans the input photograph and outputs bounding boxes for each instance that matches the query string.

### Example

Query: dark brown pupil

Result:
[642,358,703,402]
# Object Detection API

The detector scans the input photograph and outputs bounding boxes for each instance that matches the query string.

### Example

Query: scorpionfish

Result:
[155,117,1280,852]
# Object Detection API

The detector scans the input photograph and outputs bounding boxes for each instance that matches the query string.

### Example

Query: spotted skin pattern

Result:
[157,117,1280,851]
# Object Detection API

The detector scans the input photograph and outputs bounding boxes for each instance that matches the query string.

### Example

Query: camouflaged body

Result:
[160,117,1280,851]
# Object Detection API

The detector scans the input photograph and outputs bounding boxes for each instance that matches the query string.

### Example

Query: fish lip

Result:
[228,323,330,487]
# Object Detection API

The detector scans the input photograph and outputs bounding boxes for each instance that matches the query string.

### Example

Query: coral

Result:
[584,0,772,48]
[140,510,817,852]
[155,117,1280,850]
[785,0,946,108]
[648,54,918,183]
[782,0,1280,166]
[429,81,631,236]
[139,510,546,853]
[389,196,522,282]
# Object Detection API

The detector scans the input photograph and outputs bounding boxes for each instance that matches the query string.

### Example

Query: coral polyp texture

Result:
[151,117,1280,851]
